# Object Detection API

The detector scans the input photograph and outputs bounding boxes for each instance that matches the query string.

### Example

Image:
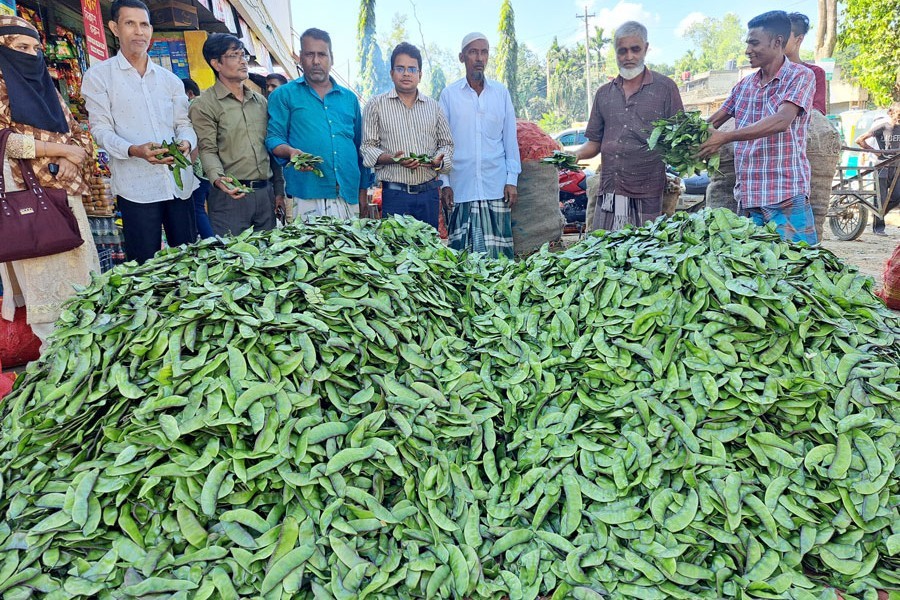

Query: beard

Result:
[618,60,645,80]
[470,70,484,82]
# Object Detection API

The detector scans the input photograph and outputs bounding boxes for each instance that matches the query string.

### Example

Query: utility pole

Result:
[576,6,595,120]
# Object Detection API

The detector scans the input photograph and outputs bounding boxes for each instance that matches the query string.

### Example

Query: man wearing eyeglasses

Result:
[361,42,453,228]
[188,33,285,236]
[266,28,371,221]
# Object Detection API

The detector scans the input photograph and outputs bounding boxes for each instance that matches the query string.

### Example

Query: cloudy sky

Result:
[290,0,821,83]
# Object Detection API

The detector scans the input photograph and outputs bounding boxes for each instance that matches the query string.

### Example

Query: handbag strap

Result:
[0,127,52,200]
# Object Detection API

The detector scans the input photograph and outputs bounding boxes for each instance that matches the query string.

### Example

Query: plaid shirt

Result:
[721,57,814,209]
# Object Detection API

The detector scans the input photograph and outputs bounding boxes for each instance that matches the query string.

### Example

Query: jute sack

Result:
[806,110,841,241]
[586,172,602,232]
[510,161,564,255]
[706,119,737,213]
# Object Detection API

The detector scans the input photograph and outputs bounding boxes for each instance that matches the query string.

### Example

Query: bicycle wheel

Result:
[828,197,869,241]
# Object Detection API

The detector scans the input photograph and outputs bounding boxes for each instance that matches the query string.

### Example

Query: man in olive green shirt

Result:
[189,33,285,236]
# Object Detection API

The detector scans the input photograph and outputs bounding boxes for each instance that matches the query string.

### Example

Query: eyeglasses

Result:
[222,51,251,62]
[392,66,419,74]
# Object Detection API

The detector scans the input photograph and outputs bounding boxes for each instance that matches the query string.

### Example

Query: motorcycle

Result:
[559,168,589,227]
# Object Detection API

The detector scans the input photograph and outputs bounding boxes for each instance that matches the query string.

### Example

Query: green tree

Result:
[589,26,612,78]
[496,0,519,112]
[516,45,547,120]
[839,0,900,103]
[678,13,745,73]
[538,111,567,134]
[430,64,447,98]
[357,0,379,98]
[547,38,588,123]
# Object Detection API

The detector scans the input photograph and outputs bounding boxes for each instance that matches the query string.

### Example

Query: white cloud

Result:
[676,12,706,37]
[577,1,661,31]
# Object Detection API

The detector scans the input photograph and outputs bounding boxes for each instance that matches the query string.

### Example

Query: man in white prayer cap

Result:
[438,32,520,259]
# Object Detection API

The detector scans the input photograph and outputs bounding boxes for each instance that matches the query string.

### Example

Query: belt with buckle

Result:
[381,179,441,194]
[238,179,269,189]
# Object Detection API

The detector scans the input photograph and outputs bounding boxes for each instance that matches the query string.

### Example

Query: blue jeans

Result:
[192,179,215,239]
[381,187,439,229]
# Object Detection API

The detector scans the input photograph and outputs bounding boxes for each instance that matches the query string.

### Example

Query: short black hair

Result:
[300,28,333,58]
[748,11,792,46]
[391,42,422,71]
[788,13,811,36]
[202,33,243,72]
[182,78,200,97]
[266,73,288,85]
[110,0,150,23]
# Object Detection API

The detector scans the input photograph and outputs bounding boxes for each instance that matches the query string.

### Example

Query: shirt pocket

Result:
[483,112,504,141]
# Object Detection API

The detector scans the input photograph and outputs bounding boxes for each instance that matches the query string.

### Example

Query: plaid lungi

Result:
[746,194,818,245]
[593,193,663,232]
[448,199,513,259]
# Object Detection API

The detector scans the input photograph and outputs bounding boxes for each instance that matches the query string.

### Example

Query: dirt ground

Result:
[821,212,899,290]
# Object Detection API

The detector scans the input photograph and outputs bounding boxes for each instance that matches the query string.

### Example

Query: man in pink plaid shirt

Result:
[699,10,817,245]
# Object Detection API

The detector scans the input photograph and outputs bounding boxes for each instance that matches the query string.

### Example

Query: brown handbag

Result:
[0,127,84,262]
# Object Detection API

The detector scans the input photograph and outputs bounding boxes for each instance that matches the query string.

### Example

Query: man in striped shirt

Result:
[699,11,816,245]
[361,42,453,229]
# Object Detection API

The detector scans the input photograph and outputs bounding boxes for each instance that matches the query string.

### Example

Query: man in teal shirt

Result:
[266,28,371,221]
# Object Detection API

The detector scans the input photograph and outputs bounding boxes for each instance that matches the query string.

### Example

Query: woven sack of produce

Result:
[807,110,842,241]
[516,120,560,162]
[878,243,900,309]
[706,119,737,213]
[0,297,40,368]
[510,161,564,255]
[585,172,602,231]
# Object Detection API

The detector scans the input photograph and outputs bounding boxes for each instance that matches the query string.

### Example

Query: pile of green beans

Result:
[0,210,896,599]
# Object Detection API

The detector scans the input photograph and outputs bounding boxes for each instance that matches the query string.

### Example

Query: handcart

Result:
[828,147,900,240]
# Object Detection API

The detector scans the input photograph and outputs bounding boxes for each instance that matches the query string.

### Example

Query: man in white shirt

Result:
[82,0,198,264]
[439,32,520,259]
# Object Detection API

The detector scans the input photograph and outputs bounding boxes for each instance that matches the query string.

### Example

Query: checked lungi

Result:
[448,199,514,259]
[593,193,663,232]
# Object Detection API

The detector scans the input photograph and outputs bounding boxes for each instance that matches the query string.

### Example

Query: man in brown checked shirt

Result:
[576,21,684,231]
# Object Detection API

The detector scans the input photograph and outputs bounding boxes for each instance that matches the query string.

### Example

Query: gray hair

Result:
[614,21,648,45]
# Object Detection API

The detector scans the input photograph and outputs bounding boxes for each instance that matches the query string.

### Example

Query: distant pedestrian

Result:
[265,73,287,96]
[439,32,520,259]
[182,77,214,239]
[855,102,900,235]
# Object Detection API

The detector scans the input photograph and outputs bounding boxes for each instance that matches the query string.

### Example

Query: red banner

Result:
[80,0,108,64]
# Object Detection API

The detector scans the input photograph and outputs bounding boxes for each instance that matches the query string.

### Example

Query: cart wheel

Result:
[828,199,869,241]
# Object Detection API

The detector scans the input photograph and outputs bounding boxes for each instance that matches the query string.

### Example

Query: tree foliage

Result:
[356,0,390,99]
[357,0,379,98]
[429,64,447,99]
[496,0,519,112]
[678,13,744,74]
[839,0,900,104]
[516,45,547,121]
[547,38,589,123]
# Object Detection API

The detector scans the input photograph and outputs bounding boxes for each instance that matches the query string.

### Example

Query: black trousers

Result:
[118,196,197,264]
[875,174,900,232]
[206,184,276,237]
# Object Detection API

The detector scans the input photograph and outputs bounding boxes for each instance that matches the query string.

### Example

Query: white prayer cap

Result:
[461,32,488,52]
